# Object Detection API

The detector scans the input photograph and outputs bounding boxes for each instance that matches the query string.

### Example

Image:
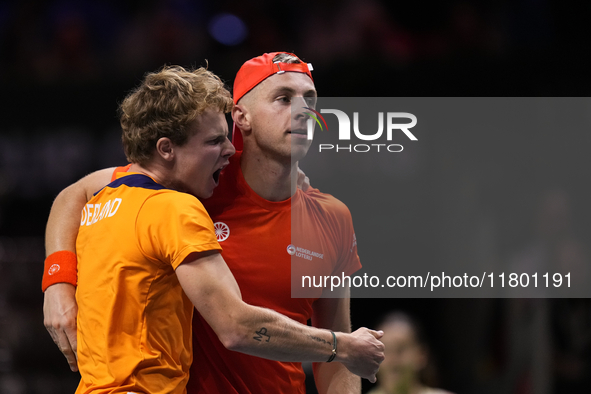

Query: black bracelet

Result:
[327,331,337,362]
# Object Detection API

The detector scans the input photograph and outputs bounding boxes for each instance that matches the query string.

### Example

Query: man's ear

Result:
[232,104,252,136]
[155,137,175,161]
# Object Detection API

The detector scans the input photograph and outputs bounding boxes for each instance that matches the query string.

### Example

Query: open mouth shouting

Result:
[212,163,228,186]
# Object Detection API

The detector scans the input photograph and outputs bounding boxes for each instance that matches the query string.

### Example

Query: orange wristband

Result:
[42,250,78,292]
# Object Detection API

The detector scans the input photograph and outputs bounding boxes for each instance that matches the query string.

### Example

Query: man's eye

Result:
[278,96,291,103]
[304,96,317,108]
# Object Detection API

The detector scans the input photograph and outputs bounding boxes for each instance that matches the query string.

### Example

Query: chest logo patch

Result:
[287,244,324,260]
[287,244,296,255]
[214,222,230,242]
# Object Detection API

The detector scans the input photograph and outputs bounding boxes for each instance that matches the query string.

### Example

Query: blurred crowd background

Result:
[1,0,591,393]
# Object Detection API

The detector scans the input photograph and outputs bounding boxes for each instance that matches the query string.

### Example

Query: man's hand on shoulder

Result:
[297,167,312,192]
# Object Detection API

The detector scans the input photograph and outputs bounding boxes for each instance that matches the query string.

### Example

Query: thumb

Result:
[302,176,310,192]
[369,329,384,339]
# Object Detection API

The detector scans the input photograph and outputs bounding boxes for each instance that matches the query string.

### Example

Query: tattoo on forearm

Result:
[254,327,271,342]
[309,335,332,347]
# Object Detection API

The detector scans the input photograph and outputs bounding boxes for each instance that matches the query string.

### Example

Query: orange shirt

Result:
[110,156,361,394]
[188,152,361,394]
[75,172,221,394]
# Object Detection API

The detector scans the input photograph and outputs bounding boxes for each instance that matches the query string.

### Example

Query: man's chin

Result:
[290,145,311,162]
[196,189,214,200]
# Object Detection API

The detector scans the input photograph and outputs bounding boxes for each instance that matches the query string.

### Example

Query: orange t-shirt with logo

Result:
[75,172,221,394]
[189,152,361,394]
[109,155,361,394]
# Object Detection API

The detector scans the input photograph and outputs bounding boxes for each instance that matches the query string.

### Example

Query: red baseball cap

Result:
[231,52,314,151]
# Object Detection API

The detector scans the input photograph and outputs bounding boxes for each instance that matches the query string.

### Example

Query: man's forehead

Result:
[258,72,316,95]
[191,109,228,135]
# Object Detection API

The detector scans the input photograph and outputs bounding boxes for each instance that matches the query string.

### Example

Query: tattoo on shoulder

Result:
[254,327,271,342]
[309,335,332,347]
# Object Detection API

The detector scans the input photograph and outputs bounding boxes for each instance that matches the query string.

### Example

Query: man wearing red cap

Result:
[190,52,363,393]
[43,53,366,393]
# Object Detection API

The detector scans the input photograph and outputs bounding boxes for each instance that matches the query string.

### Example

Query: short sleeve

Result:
[136,191,221,269]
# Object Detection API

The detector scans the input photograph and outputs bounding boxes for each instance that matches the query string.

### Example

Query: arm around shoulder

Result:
[45,167,116,254]
[43,167,116,372]
[176,252,385,381]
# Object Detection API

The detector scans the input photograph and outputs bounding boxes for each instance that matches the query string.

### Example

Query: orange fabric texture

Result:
[42,250,78,291]
[187,152,361,394]
[40,164,132,292]
[75,172,221,394]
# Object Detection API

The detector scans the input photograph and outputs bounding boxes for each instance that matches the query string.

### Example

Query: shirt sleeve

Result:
[136,191,222,270]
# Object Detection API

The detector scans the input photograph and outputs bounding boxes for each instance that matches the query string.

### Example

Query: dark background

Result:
[1,0,590,393]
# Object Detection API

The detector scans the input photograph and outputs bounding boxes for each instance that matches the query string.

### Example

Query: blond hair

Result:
[120,65,233,164]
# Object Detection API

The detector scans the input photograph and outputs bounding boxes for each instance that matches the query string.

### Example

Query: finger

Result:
[55,329,78,372]
[368,374,377,383]
[303,176,310,192]
[297,169,305,182]
[64,325,78,360]
[368,329,384,339]
[46,326,60,346]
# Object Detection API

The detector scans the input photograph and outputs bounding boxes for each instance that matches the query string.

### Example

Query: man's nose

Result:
[291,97,309,122]
[223,138,236,157]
